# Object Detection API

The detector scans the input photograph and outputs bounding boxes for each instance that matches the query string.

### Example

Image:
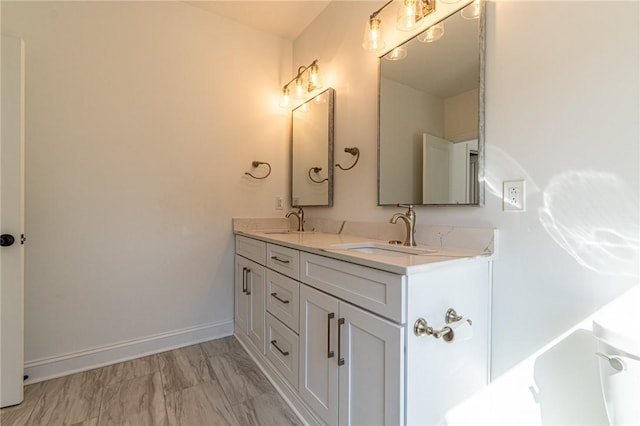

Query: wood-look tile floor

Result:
[0,336,302,426]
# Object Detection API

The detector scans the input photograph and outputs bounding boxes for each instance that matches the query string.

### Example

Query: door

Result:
[422,133,451,204]
[299,285,339,425]
[1,34,25,408]
[338,302,404,426]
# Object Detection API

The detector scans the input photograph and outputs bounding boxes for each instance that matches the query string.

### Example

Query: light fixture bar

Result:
[282,59,319,93]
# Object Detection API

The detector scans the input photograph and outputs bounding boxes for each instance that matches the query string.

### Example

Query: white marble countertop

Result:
[235,228,494,275]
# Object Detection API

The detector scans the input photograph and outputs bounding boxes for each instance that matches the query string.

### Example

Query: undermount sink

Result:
[330,242,437,256]
[262,230,294,235]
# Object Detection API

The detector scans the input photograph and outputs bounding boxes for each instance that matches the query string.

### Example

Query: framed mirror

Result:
[378,1,485,206]
[291,87,335,207]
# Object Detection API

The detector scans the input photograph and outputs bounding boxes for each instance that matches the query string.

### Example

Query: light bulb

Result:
[417,22,444,43]
[362,17,386,51]
[384,46,408,61]
[461,0,480,20]
[397,0,420,31]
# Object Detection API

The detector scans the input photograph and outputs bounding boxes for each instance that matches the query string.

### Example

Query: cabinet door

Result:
[299,285,339,425]
[246,262,266,354]
[338,302,404,426]
[234,255,250,334]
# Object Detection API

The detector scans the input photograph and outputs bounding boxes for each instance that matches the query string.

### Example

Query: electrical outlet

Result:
[503,180,525,211]
[275,196,284,211]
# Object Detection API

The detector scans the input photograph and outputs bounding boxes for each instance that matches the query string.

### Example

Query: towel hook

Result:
[308,166,328,183]
[245,161,272,180]
[336,147,360,171]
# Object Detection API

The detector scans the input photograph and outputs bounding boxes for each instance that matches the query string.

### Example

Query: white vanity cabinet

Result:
[234,233,491,426]
[299,284,403,426]
[234,255,266,354]
[234,236,268,354]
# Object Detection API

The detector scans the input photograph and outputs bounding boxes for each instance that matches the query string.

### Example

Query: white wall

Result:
[1,1,291,379]
[294,1,639,421]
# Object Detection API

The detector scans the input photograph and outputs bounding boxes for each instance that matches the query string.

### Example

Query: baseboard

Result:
[24,319,234,384]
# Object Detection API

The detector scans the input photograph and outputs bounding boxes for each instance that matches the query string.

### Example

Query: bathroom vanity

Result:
[233,220,494,425]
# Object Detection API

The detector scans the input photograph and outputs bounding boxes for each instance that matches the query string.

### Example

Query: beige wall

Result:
[2,1,291,377]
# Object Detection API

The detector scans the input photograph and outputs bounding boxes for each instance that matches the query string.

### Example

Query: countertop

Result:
[235,229,493,275]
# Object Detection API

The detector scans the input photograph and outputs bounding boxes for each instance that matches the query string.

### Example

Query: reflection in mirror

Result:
[292,88,335,207]
[378,2,485,206]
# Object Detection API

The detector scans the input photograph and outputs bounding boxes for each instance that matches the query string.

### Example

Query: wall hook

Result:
[245,161,272,180]
[336,147,360,171]
[308,166,328,183]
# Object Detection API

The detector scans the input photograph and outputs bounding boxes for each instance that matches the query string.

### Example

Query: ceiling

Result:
[184,1,332,40]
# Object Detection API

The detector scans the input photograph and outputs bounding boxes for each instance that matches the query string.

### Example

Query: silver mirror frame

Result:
[291,87,335,207]
[377,1,486,207]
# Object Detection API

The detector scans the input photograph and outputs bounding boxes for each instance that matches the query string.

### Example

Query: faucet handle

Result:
[398,204,415,213]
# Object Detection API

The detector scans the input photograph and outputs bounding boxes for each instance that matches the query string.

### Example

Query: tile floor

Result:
[0,336,302,426]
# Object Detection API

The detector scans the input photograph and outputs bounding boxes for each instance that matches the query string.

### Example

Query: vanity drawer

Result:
[300,252,406,323]
[266,313,299,390]
[266,244,300,280]
[266,269,300,333]
[236,235,266,265]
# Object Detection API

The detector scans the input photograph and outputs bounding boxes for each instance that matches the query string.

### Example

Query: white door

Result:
[338,302,404,426]
[299,285,339,425]
[422,134,451,204]
[1,34,26,408]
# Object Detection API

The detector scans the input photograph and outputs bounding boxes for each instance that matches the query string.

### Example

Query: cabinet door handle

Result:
[337,317,345,366]
[246,268,252,295]
[270,340,289,356]
[241,267,247,293]
[327,313,335,358]
[270,292,290,304]
[271,256,290,264]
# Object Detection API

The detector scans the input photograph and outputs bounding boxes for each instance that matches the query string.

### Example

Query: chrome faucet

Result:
[389,205,416,246]
[286,207,304,232]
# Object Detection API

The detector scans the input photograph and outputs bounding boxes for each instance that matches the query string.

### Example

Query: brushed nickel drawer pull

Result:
[246,268,252,295]
[338,317,345,366]
[270,292,290,304]
[270,340,289,356]
[327,313,335,359]
[241,267,247,293]
[271,256,290,264]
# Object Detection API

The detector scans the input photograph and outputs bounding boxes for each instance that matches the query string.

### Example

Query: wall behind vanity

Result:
[294,0,639,420]
[2,1,291,379]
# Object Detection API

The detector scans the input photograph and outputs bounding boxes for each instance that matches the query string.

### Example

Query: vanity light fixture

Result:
[280,59,321,108]
[363,0,436,51]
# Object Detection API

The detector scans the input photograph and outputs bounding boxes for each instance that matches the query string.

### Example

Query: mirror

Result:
[378,2,485,206]
[291,88,335,207]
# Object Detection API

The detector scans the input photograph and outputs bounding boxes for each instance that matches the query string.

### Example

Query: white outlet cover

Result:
[503,180,526,211]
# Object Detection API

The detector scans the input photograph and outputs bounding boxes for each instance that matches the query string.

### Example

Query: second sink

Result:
[330,242,436,256]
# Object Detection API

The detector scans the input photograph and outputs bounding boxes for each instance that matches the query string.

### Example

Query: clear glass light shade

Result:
[384,46,407,61]
[280,87,291,108]
[461,0,480,20]
[396,0,421,31]
[294,77,306,98]
[308,63,322,91]
[362,17,386,51]
[417,22,444,43]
